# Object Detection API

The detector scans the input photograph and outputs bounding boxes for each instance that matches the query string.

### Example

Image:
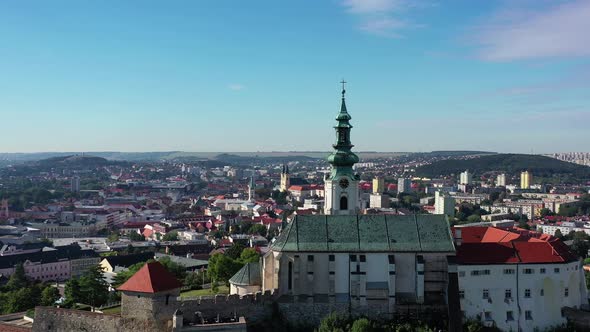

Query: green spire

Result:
[327,81,359,179]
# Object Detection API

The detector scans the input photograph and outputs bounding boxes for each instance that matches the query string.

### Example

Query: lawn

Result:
[101,306,121,314]
[180,285,230,297]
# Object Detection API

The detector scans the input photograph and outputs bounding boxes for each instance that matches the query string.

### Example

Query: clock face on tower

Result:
[339,178,350,189]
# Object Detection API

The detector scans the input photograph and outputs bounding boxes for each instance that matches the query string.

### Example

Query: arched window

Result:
[340,196,348,210]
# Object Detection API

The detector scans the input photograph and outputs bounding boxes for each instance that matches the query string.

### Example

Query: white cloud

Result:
[341,0,425,37]
[472,0,590,61]
[228,84,245,91]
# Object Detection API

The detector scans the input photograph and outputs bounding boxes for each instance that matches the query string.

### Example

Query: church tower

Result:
[324,82,360,215]
[280,164,290,192]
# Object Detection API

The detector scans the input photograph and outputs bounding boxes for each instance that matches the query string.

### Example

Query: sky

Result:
[1,0,589,154]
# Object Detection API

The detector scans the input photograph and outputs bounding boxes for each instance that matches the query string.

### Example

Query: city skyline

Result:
[1,0,590,153]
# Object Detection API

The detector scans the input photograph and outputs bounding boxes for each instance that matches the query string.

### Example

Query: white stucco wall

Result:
[458,261,588,331]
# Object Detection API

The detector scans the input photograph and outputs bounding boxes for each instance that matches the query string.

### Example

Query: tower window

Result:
[340,196,348,210]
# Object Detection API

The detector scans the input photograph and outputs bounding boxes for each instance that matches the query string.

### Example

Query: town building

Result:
[521,171,533,189]
[496,174,506,187]
[435,191,455,218]
[455,226,587,331]
[372,177,385,194]
[397,178,411,194]
[460,170,472,185]
[70,176,80,192]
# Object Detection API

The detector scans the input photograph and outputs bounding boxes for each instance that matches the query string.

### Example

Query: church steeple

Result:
[327,81,359,177]
[324,81,360,215]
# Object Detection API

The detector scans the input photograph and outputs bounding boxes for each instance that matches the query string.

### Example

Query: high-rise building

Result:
[521,171,532,189]
[496,173,506,187]
[70,176,80,192]
[397,178,412,194]
[372,177,385,194]
[459,170,472,185]
[248,177,255,201]
[324,85,360,215]
[435,191,455,218]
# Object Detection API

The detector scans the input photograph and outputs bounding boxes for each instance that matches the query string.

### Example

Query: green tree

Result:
[64,278,82,308]
[351,318,373,332]
[7,263,27,290]
[107,232,120,243]
[162,230,179,241]
[3,286,41,314]
[157,256,186,280]
[317,312,348,332]
[554,229,564,240]
[128,231,144,241]
[41,286,61,306]
[248,224,267,237]
[466,215,481,223]
[207,253,243,284]
[571,238,590,259]
[78,265,110,309]
[225,243,245,260]
[239,248,259,264]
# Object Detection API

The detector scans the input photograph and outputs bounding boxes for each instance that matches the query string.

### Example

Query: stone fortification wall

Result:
[32,307,163,332]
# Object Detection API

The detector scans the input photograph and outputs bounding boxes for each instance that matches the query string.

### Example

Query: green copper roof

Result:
[229,261,261,286]
[271,214,455,253]
[327,88,359,172]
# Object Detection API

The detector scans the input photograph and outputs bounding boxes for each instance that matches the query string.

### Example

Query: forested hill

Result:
[415,154,590,180]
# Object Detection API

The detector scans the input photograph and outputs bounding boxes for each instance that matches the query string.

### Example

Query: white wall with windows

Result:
[458,261,588,331]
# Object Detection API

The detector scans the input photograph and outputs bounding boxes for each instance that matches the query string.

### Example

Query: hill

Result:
[415,154,590,181]
[37,155,110,166]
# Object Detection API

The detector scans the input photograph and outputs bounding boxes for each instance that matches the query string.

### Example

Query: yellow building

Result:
[520,171,532,189]
[372,177,385,194]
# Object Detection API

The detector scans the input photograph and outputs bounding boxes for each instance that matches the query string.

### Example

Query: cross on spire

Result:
[340,79,347,97]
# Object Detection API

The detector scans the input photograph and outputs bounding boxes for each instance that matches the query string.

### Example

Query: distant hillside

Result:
[415,154,590,180]
[37,155,110,166]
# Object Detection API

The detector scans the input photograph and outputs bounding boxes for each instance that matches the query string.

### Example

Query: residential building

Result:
[455,226,587,331]
[397,178,411,194]
[372,177,385,194]
[435,191,455,218]
[460,170,472,185]
[70,176,80,192]
[521,171,533,189]
[496,174,506,187]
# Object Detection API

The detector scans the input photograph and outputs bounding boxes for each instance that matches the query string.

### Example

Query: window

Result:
[483,269,491,275]
[540,289,544,296]
[503,268,515,275]
[483,289,489,299]
[329,255,335,262]
[525,311,533,320]
[340,196,348,210]
[506,311,514,321]
[554,268,560,273]
[524,289,531,298]
[484,311,492,321]
[540,268,546,274]
[459,271,465,277]
[307,255,314,262]
[459,290,465,299]
[505,289,512,299]
[565,288,569,297]
[360,255,366,262]
[523,268,534,274]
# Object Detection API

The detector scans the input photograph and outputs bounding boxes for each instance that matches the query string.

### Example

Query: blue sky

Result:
[1,0,589,153]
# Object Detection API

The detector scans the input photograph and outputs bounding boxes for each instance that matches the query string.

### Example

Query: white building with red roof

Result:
[454,226,588,331]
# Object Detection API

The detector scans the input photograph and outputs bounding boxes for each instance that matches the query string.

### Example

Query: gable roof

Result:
[271,214,455,253]
[117,261,182,293]
[101,252,154,269]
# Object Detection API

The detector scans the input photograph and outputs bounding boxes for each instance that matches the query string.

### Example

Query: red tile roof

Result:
[456,226,577,265]
[117,262,182,293]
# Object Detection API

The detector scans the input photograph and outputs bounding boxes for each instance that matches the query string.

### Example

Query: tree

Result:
[554,229,564,240]
[157,256,186,280]
[225,243,245,260]
[41,286,61,306]
[239,248,259,264]
[64,278,82,308]
[248,224,267,237]
[317,312,348,332]
[128,231,144,241]
[7,263,27,290]
[571,238,590,259]
[207,253,243,284]
[351,318,374,332]
[3,286,41,314]
[162,230,179,241]
[78,265,110,309]
[107,232,120,243]
[466,215,481,223]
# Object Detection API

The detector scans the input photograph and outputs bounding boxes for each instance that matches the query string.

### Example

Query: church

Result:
[237,85,460,328]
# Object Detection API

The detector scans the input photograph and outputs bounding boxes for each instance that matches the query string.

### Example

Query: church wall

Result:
[393,253,416,299]
[334,253,350,296]
[366,254,389,283]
